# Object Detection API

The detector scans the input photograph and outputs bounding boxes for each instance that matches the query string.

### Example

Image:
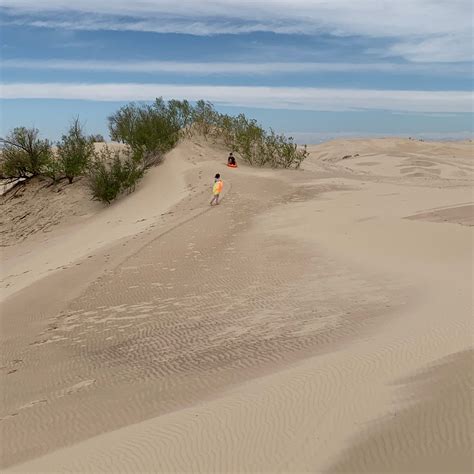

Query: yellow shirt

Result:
[213,180,223,195]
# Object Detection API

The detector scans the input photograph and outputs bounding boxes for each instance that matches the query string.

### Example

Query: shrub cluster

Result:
[189,101,308,168]
[108,98,308,169]
[0,120,94,184]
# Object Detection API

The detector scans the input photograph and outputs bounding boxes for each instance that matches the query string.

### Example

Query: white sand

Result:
[1,137,472,473]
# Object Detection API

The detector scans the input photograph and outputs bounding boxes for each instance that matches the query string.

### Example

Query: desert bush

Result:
[191,100,221,137]
[88,146,144,204]
[232,115,266,165]
[262,131,308,169]
[0,127,52,178]
[168,99,194,136]
[108,98,182,166]
[88,159,120,204]
[57,118,94,184]
[233,119,307,169]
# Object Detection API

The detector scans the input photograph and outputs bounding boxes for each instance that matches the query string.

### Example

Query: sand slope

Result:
[1,137,473,473]
[1,144,191,301]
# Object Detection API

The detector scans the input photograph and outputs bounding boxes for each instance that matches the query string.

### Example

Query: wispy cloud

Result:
[387,35,473,63]
[2,82,472,113]
[3,59,471,76]
[2,0,472,62]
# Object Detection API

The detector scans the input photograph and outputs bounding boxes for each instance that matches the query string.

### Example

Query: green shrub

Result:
[57,118,94,184]
[232,115,266,165]
[262,131,308,169]
[192,100,220,137]
[168,99,194,135]
[108,98,182,167]
[88,146,144,204]
[0,127,52,178]
[88,159,120,204]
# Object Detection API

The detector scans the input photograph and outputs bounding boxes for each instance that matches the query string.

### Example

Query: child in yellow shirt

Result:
[210,173,223,206]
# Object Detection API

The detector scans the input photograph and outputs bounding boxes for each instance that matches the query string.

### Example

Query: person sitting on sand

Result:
[227,153,236,166]
[210,173,223,206]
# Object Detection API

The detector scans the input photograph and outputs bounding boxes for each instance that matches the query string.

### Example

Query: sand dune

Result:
[306,137,473,183]
[1,137,472,472]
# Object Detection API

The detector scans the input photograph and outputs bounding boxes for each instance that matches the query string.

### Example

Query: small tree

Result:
[57,118,94,184]
[0,127,51,178]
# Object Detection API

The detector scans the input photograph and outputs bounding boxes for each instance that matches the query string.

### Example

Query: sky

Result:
[1,0,473,142]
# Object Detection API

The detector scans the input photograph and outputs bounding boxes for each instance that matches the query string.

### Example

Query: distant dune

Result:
[1,137,472,472]
[306,137,473,182]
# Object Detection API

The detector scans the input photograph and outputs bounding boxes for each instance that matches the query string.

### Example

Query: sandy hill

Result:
[1,136,473,472]
[305,137,473,183]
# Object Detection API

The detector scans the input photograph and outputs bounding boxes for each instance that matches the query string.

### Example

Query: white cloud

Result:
[2,0,472,62]
[388,35,474,63]
[2,59,471,76]
[1,82,472,113]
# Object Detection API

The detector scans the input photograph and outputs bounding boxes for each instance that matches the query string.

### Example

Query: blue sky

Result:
[1,0,473,142]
